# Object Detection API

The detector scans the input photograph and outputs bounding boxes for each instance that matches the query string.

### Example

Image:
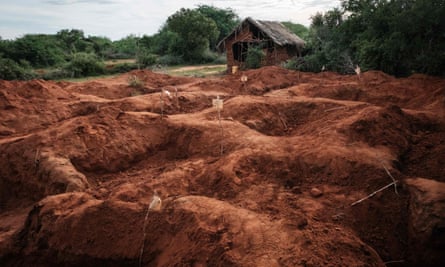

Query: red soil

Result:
[0,67,444,266]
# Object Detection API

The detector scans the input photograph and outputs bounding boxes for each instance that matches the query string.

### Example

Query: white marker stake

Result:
[160,91,164,119]
[354,65,361,80]
[160,89,172,119]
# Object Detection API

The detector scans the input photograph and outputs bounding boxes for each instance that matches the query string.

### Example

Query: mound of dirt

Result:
[1,67,444,266]
[66,69,195,99]
[405,178,445,266]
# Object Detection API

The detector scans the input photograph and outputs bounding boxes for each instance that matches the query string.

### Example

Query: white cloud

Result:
[0,0,340,40]
[44,0,118,5]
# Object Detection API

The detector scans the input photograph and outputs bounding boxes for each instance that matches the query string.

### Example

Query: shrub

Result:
[41,68,70,80]
[63,52,105,77]
[137,53,157,68]
[157,54,184,66]
[107,62,139,74]
[199,49,218,63]
[282,56,305,71]
[244,46,265,69]
[0,57,35,80]
[127,75,144,88]
[212,53,227,64]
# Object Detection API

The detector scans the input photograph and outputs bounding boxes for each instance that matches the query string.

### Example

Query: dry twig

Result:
[351,181,397,206]
[377,157,399,195]
[34,147,41,168]
[351,156,400,206]
[139,192,162,267]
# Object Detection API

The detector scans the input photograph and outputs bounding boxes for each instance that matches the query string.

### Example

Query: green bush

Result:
[137,53,158,68]
[41,68,70,80]
[127,75,144,88]
[244,46,265,69]
[157,54,184,66]
[199,49,219,63]
[63,52,105,77]
[299,53,326,73]
[0,57,35,80]
[107,62,139,74]
[212,53,227,64]
[282,56,305,71]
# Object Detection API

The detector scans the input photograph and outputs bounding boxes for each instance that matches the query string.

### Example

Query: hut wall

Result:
[264,46,291,66]
[222,23,299,71]
[224,24,254,70]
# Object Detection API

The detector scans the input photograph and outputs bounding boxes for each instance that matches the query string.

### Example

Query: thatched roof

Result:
[217,17,305,50]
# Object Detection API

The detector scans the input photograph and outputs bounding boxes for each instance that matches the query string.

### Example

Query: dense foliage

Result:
[196,5,240,49]
[63,52,106,78]
[244,46,265,69]
[282,22,309,41]
[130,5,238,64]
[296,0,445,76]
[166,8,219,62]
[0,56,35,80]
[1,1,443,79]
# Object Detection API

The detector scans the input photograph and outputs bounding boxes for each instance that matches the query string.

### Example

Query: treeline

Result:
[0,29,130,80]
[0,5,240,80]
[290,0,445,77]
[1,0,444,80]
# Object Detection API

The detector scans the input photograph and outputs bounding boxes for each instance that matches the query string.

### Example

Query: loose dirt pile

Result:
[1,67,444,266]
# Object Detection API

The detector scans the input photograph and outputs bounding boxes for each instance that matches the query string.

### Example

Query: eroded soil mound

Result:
[1,67,444,266]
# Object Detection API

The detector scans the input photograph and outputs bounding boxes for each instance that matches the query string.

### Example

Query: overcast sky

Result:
[0,0,341,41]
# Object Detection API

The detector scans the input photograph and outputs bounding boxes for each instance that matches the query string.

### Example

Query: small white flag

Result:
[354,65,361,76]
[212,95,223,111]
[162,89,172,99]
[149,194,162,211]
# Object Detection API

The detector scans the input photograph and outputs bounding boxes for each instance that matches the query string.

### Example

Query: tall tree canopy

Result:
[56,29,89,54]
[282,22,309,41]
[6,34,66,67]
[303,0,445,76]
[166,8,219,62]
[302,8,351,73]
[342,0,445,76]
[196,5,240,49]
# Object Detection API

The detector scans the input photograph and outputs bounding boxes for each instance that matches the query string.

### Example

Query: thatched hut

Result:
[217,17,305,72]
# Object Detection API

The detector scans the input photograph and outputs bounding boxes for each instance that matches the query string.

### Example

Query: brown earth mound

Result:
[1,67,444,267]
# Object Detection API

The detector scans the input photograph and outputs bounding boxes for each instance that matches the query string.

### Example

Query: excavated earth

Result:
[0,67,444,267]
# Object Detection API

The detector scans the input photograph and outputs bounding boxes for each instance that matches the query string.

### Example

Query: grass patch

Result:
[156,64,226,77]
[59,74,119,82]
[55,64,227,82]
[104,58,136,66]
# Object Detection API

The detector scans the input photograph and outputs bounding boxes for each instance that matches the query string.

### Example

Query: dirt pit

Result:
[1,67,444,267]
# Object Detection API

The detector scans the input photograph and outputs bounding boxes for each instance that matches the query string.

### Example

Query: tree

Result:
[166,8,219,62]
[112,34,140,59]
[145,26,181,56]
[88,36,113,59]
[56,29,94,54]
[282,22,309,41]
[299,0,445,76]
[196,5,240,49]
[8,34,65,67]
[301,9,353,73]
[63,52,105,77]
[0,56,35,80]
[341,0,445,76]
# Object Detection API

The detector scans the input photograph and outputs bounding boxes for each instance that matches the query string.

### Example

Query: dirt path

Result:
[170,64,225,72]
